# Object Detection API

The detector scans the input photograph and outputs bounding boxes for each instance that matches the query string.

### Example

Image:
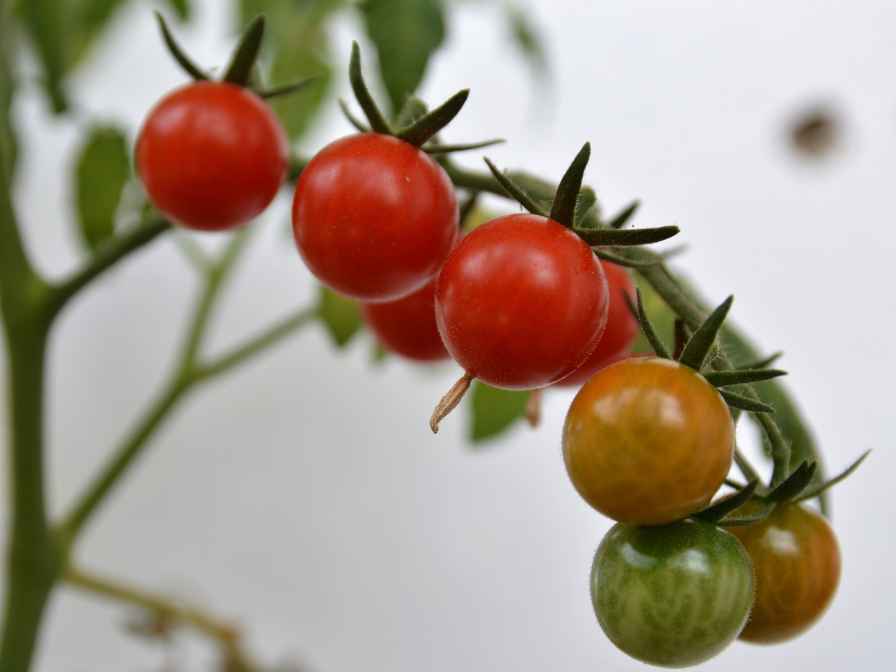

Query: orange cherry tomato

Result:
[562,357,734,525]
[731,503,841,644]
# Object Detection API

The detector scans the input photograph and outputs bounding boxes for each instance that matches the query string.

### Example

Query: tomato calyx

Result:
[342,43,497,154]
[154,12,314,99]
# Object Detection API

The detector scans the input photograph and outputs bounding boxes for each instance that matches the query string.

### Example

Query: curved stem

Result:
[65,565,258,670]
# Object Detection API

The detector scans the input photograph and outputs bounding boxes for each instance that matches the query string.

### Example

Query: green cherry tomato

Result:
[731,503,841,644]
[563,357,734,525]
[591,520,754,668]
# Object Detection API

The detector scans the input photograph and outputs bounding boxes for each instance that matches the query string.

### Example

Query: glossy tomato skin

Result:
[361,279,449,362]
[136,82,288,231]
[592,520,754,668]
[555,261,638,387]
[731,503,840,644]
[292,133,458,302]
[435,213,608,389]
[563,357,734,525]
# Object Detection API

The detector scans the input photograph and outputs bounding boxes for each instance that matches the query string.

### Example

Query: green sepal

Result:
[424,138,505,155]
[338,99,370,133]
[796,450,870,502]
[718,500,775,527]
[397,89,469,147]
[257,77,316,100]
[704,368,787,387]
[678,295,733,371]
[223,15,265,86]
[483,159,548,216]
[692,480,758,523]
[575,225,679,247]
[468,381,528,444]
[594,248,658,269]
[349,42,392,135]
[573,187,598,229]
[673,319,690,359]
[625,289,672,359]
[765,460,817,503]
[719,389,774,414]
[504,171,556,212]
[370,341,389,365]
[154,11,209,81]
[395,96,429,128]
[606,200,640,228]
[739,351,783,370]
[549,142,590,228]
[316,286,362,348]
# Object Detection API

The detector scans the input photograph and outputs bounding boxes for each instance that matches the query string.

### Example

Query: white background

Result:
[2,0,895,670]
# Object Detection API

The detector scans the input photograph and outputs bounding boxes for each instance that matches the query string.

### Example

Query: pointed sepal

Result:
[693,480,759,523]
[549,143,591,227]
[624,289,672,359]
[797,450,871,502]
[704,368,787,387]
[397,89,469,147]
[424,138,505,155]
[155,11,209,81]
[483,159,548,216]
[678,295,733,371]
[575,225,679,247]
[606,200,640,228]
[223,16,266,86]
[349,42,392,134]
[338,99,370,133]
[765,460,817,502]
[719,389,774,414]
[257,77,317,100]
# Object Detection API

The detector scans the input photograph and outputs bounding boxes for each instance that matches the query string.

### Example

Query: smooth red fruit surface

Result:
[435,213,608,389]
[556,261,638,387]
[361,280,448,362]
[136,82,288,231]
[731,503,841,644]
[292,133,458,302]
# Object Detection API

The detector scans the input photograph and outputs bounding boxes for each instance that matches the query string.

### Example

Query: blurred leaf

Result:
[631,276,676,355]
[371,340,389,365]
[317,286,361,347]
[360,0,446,113]
[74,125,130,251]
[469,381,528,444]
[0,7,17,177]
[505,170,555,212]
[165,0,192,21]
[269,30,332,140]
[68,0,128,67]
[19,0,68,112]
[506,3,548,78]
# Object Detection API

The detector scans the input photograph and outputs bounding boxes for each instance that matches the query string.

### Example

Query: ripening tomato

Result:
[136,82,288,231]
[592,520,754,667]
[434,213,608,389]
[563,357,733,525]
[361,279,448,362]
[555,261,638,387]
[292,133,458,302]
[731,503,840,644]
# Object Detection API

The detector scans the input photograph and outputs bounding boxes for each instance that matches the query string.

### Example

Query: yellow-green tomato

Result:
[591,520,754,668]
[563,357,734,525]
[731,503,841,644]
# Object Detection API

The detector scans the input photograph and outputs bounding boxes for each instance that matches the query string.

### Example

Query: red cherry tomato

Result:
[292,133,458,302]
[361,279,448,362]
[555,261,638,387]
[136,82,288,231]
[435,213,608,389]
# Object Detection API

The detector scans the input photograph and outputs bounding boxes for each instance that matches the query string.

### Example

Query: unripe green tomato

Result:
[591,520,754,668]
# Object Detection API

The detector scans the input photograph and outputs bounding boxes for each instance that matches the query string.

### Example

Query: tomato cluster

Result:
[136,24,847,669]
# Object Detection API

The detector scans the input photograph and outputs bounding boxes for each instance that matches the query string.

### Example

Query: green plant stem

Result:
[64,565,258,670]
[47,215,171,316]
[0,124,59,672]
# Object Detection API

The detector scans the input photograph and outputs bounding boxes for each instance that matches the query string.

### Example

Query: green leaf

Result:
[506,3,548,78]
[469,381,528,444]
[69,0,129,66]
[359,0,446,114]
[269,38,332,140]
[165,0,191,21]
[20,0,68,112]
[371,340,389,365]
[549,142,590,228]
[317,286,361,347]
[73,125,130,252]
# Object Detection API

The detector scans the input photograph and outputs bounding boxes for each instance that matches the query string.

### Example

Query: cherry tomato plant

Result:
[0,2,870,671]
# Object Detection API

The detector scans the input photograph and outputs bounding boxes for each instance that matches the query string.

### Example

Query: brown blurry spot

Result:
[790,107,839,158]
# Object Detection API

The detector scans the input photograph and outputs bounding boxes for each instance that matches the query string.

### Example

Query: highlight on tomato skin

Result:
[554,261,638,388]
[434,213,609,390]
[361,280,449,363]
[591,519,754,668]
[136,81,289,232]
[562,357,734,525]
[292,133,459,303]
[731,503,841,644]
